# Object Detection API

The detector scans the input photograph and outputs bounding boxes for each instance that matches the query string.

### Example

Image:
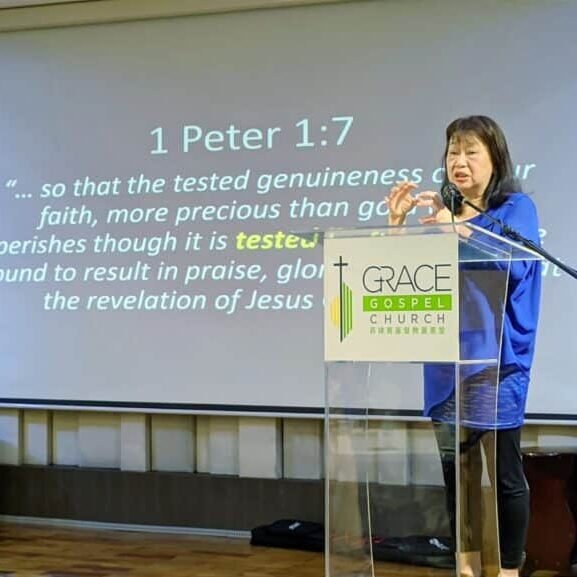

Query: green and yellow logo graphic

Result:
[330,283,353,342]
[332,256,353,341]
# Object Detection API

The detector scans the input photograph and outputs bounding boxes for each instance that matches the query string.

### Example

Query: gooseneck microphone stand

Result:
[445,185,577,281]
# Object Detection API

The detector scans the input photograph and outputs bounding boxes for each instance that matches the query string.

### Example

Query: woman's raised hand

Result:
[386,183,444,226]
[386,181,419,225]
[415,190,445,224]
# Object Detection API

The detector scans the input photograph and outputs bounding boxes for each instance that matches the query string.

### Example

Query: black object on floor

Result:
[372,535,455,569]
[251,520,454,569]
[250,519,324,552]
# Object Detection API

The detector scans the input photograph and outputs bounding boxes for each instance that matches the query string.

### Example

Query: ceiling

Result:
[0,0,98,8]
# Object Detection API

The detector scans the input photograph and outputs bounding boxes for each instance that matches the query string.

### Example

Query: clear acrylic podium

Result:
[323,223,541,577]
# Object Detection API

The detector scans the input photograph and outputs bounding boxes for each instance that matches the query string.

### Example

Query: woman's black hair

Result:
[441,115,521,210]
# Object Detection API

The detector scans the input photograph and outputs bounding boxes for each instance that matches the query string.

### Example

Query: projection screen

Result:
[1,0,576,418]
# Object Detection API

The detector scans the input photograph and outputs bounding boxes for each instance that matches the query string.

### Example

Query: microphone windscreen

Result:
[441,183,464,213]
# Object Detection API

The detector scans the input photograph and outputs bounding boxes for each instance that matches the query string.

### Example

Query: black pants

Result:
[433,424,530,570]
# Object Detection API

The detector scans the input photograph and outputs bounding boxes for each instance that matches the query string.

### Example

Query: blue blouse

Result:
[424,192,542,429]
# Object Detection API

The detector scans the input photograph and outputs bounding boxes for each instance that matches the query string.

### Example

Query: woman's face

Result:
[445,133,493,200]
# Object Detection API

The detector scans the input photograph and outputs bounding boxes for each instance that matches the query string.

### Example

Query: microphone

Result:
[440,182,464,214]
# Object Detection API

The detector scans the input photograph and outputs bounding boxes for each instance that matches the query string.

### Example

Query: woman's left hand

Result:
[420,206,473,237]
[420,207,454,225]
[416,190,451,225]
